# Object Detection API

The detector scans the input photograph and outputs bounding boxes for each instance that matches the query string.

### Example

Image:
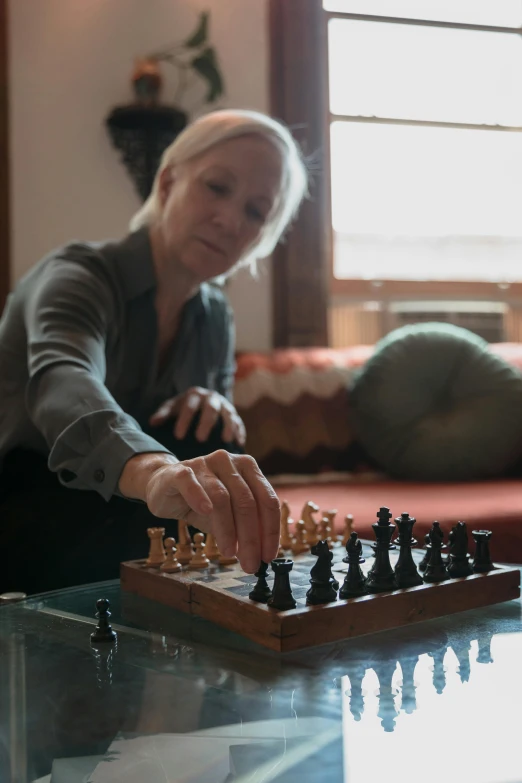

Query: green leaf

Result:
[184,11,209,48]
[191,47,224,102]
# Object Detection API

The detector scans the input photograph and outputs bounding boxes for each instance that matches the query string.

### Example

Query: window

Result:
[326,1,522,284]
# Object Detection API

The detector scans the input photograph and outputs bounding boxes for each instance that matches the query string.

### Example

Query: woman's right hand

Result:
[118,450,280,574]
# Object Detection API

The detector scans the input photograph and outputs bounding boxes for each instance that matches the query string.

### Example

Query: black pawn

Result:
[417,532,432,572]
[306,540,338,605]
[249,561,272,603]
[472,530,494,573]
[447,521,473,578]
[423,523,448,583]
[339,532,368,598]
[394,513,423,589]
[268,558,297,611]
[366,507,397,593]
[91,598,117,644]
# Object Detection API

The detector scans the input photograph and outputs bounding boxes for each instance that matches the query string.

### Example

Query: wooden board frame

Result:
[121,556,520,653]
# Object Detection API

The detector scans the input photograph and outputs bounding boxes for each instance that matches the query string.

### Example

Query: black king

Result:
[366,507,397,593]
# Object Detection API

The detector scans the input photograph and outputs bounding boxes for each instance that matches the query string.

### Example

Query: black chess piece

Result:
[267,558,297,610]
[249,561,272,603]
[417,532,432,572]
[394,513,423,589]
[91,598,117,644]
[339,532,368,598]
[472,530,494,573]
[447,521,473,578]
[423,522,448,583]
[306,540,338,605]
[365,507,397,593]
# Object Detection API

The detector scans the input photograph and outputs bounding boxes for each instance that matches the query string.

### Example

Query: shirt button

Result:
[94,469,105,483]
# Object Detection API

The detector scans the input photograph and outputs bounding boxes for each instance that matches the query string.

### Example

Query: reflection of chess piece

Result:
[146,527,166,566]
[447,521,473,578]
[366,508,397,593]
[291,520,309,555]
[205,532,220,561]
[176,521,194,565]
[398,655,418,715]
[280,500,293,550]
[160,538,182,573]
[342,514,354,546]
[372,659,399,733]
[394,513,423,588]
[301,501,319,547]
[451,639,471,683]
[343,660,367,722]
[340,532,368,598]
[476,630,494,664]
[423,522,448,583]
[91,638,118,689]
[429,647,447,694]
[189,533,210,569]
[472,529,494,573]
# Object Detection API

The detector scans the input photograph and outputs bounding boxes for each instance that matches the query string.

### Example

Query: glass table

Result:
[1,566,521,783]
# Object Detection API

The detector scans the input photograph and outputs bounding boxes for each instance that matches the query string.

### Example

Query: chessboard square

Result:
[225,584,256,598]
[192,573,221,583]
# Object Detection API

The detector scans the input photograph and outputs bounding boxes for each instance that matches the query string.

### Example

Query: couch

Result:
[234,344,522,564]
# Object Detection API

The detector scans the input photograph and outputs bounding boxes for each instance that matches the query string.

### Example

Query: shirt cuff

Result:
[49,420,172,501]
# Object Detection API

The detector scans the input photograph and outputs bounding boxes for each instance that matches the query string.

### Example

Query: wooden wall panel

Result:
[269,0,330,347]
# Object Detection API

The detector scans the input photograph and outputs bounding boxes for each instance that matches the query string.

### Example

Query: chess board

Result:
[120,542,521,652]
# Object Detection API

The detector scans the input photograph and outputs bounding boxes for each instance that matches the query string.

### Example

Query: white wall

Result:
[8,0,272,351]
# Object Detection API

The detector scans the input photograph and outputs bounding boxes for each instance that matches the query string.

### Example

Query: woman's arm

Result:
[23,256,171,500]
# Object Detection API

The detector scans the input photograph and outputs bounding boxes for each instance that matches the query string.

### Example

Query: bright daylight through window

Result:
[326,0,522,282]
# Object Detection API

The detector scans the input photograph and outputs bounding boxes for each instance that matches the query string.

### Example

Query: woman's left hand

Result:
[149,386,246,446]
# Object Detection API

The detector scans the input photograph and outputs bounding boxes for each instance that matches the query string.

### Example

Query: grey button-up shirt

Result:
[0,227,235,500]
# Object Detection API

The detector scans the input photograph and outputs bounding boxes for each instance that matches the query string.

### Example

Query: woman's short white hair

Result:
[129,108,308,275]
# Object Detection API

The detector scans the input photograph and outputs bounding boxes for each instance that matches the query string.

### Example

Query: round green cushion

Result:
[350,322,522,480]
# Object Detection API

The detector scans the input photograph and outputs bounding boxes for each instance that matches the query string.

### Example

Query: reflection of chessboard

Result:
[121,543,520,652]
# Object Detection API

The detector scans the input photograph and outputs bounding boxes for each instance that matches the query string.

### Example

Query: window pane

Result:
[323,0,522,27]
[331,121,522,282]
[329,19,522,125]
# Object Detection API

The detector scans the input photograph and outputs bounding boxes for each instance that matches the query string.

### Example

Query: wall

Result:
[8,0,272,351]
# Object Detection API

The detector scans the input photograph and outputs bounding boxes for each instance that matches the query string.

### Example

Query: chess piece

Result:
[322,508,337,544]
[301,500,320,547]
[339,532,368,598]
[205,532,220,561]
[218,551,239,566]
[267,558,297,610]
[306,540,338,605]
[341,514,354,546]
[318,517,334,549]
[249,561,272,603]
[189,532,210,569]
[160,537,182,573]
[146,527,166,567]
[418,532,432,572]
[291,519,309,555]
[393,512,418,547]
[447,521,473,578]
[365,507,397,593]
[394,513,423,588]
[423,522,448,582]
[472,529,494,573]
[91,598,117,643]
[280,500,293,550]
[176,520,194,565]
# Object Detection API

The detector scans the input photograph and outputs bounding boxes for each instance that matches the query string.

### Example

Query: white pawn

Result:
[205,532,220,561]
[146,527,166,567]
[342,514,354,547]
[189,532,210,569]
[280,500,293,550]
[292,519,309,555]
[160,538,182,573]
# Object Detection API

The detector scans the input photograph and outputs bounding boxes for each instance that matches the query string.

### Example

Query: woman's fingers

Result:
[174,390,204,439]
[236,455,280,564]
[148,398,177,426]
[195,393,222,442]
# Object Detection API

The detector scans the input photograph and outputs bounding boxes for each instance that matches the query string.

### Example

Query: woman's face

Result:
[156,134,283,281]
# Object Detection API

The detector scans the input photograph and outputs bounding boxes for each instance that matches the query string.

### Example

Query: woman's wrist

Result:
[118,452,179,501]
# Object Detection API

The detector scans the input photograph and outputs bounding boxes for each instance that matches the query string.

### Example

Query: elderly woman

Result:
[0,109,308,594]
